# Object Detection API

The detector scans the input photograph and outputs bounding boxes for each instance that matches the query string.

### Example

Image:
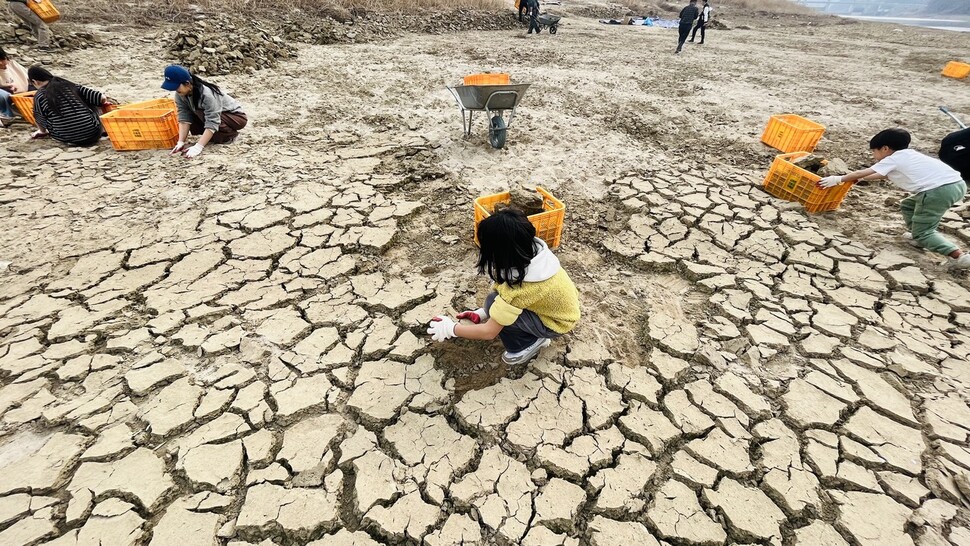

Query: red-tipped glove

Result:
[427,316,457,342]
[456,308,488,324]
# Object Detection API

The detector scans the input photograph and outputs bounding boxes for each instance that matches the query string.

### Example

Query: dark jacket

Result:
[680,4,699,24]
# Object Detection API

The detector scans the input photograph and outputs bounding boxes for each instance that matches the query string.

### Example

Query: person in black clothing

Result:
[690,0,712,44]
[676,0,699,53]
[27,66,113,147]
[518,0,527,22]
[525,0,541,34]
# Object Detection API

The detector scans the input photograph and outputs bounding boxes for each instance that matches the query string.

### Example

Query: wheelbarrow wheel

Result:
[489,115,507,149]
[550,24,558,34]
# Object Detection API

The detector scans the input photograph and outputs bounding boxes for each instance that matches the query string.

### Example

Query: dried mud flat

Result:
[1,7,970,546]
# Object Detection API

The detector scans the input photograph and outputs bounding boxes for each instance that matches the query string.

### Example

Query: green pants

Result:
[900,181,967,256]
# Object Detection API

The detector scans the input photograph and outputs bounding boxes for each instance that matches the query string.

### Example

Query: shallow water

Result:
[846,15,970,32]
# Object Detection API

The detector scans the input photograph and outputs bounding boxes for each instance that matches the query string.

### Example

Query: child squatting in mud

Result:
[426,208,581,365]
[818,128,970,271]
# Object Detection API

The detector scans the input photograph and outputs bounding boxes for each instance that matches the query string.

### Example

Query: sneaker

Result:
[502,338,552,366]
[901,232,922,248]
[0,116,14,128]
[947,254,970,271]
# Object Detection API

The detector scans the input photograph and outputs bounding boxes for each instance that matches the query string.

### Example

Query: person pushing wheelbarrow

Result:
[524,0,541,34]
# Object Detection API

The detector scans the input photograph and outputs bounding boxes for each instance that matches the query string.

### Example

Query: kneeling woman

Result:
[28,66,112,147]
[162,65,247,159]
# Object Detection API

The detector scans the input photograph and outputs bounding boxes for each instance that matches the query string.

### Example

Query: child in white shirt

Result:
[819,128,968,270]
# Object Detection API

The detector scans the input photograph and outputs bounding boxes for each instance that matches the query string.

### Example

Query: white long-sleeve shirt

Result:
[701,5,712,22]
[1,59,29,94]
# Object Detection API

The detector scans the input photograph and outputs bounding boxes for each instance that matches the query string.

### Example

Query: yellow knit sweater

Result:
[489,239,581,334]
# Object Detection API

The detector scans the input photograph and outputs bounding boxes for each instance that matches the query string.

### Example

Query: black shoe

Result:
[699,41,704,44]
[688,39,694,42]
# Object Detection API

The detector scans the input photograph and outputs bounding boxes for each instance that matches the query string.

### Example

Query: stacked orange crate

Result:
[474,187,565,248]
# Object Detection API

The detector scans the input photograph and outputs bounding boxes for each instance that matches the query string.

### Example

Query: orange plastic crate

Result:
[27,0,60,23]
[760,114,826,153]
[119,98,177,110]
[474,187,565,249]
[101,109,179,151]
[762,152,853,213]
[11,92,36,126]
[942,61,970,79]
[463,73,511,86]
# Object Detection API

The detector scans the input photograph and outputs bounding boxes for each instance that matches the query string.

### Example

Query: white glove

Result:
[818,175,844,189]
[184,143,204,159]
[427,316,457,342]
[170,141,185,155]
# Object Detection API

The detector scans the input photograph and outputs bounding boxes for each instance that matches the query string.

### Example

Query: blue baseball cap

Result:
[161,65,191,91]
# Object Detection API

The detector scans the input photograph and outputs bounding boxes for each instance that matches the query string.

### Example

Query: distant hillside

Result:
[926,0,970,16]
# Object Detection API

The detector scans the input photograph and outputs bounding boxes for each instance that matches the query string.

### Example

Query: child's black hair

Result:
[0,47,7,61]
[869,128,911,151]
[476,208,538,286]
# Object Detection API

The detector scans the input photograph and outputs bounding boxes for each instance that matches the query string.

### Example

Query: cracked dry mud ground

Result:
[2,9,970,546]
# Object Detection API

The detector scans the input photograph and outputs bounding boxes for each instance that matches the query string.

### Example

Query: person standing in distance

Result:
[5,0,53,50]
[676,0,699,54]
[525,0,541,35]
[690,0,712,44]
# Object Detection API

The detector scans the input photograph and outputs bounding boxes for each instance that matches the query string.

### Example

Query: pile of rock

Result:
[393,9,519,35]
[1,22,99,50]
[279,9,518,46]
[165,17,295,76]
[279,16,365,45]
[793,154,850,177]
[707,19,730,30]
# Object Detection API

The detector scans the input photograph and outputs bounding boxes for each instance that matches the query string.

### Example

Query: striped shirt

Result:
[33,83,105,146]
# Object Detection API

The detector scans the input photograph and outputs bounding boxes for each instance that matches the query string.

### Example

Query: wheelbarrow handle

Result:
[940,106,968,129]
[484,90,519,112]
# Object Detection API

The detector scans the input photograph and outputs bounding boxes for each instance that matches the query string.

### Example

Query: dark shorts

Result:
[484,292,560,353]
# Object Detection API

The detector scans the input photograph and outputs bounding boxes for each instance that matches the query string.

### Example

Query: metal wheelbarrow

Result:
[538,14,562,34]
[447,83,531,149]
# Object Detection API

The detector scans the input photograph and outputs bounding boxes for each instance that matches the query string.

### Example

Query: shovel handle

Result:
[940,106,968,129]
